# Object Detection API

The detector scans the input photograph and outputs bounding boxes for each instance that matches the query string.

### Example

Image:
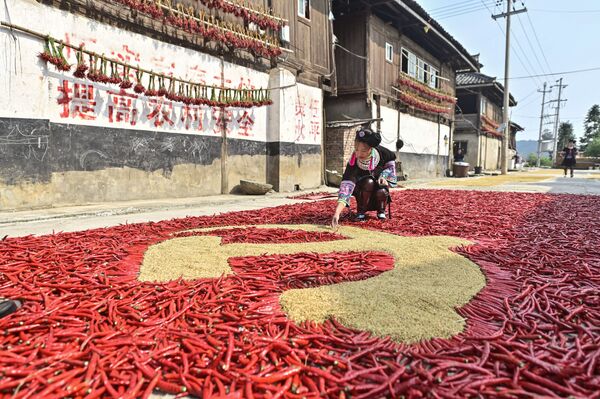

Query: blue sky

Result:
[417,0,600,141]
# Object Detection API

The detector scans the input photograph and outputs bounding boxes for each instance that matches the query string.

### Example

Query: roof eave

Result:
[392,0,479,72]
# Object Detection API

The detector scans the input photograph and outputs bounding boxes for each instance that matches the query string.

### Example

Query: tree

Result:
[585,136,600,157]
[557,121,576,150]
[580,104,600,152]
[526,153,552,167]
[526,153,538,166]
[541,130,553,141]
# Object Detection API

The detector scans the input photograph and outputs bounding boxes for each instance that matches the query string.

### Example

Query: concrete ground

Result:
[2,168,599,238]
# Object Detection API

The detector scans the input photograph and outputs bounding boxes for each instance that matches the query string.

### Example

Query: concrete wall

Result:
[454,130,502,172]
[267,69,323,192]
[481,135,502,171]
[378,105,450,178]
[0,0,323,209]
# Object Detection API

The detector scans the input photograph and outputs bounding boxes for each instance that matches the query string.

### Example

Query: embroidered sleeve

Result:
[380,160,397,187]
[338,180,356,206]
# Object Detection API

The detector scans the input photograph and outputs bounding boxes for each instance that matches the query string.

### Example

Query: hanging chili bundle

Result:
[73,48,88,78]
[134,69,145,94]
[38,37,71,71]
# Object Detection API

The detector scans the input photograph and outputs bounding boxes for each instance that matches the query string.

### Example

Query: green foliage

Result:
[584,136,600,157]
[581,104,600,151]
[557,121,576,150]
[539,157,553,167]
[526,153,552,167]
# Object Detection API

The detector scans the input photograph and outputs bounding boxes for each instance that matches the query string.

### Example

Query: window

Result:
[298,0,310,19]
[429,67,439,89]
[385,42,393,63]
[401,49,417,77]
[417,59,425,82]
[480,96,488,115]
[401,48,438,87]
[454,141,468,156]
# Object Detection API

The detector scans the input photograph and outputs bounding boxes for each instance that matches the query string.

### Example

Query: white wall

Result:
[374,105,449,156]
[276,69,323,145]
[1,0,321,145]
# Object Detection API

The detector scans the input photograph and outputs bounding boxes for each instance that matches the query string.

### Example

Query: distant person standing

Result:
[455,148,465,162]
[561,140,577,178]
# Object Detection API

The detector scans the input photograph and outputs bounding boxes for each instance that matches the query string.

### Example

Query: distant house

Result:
[454,72,523,172]
[324,0,479,179]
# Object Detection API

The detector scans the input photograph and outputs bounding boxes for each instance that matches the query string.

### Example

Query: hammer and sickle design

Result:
[140,225,485,343]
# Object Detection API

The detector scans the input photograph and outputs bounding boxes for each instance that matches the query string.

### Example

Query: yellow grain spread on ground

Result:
[430,173,555,187]
[140,224,486,343]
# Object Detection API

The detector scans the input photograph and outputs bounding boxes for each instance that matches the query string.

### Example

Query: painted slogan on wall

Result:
[1,0,323,145]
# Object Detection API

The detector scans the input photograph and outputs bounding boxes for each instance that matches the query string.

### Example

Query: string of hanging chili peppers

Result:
[111,0,283,58]
[396,74,457,104]
[481,114,503,138]
[38,36,273,108]
[396,90,453,115]
[199,0,285,31]
[394,73,457,115]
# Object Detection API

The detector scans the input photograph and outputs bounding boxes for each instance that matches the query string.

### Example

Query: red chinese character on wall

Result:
[57,80,97,120]
[146,98,175,128]
[236,111,255,137]
[181,105,205,131]
[294,98,307,141]
[237,77,255,90]
[212,107,233,136]
[108,90,138,126]
[309,99,321,141]
[189,66,208,86]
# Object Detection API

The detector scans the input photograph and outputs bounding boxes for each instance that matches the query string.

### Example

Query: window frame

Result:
[454,141,468,156]
[429,67,439,89]
[480,96,488,116]
[401,47,439,88]
[385,42,394,63]
[298,0,311,20]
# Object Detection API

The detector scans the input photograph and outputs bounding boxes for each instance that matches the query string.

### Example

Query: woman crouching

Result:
[331,128,397,229]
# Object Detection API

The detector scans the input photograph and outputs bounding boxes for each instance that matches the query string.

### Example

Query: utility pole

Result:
[536,82,551,167]
[493,0,527,174]
[550,78,567,163]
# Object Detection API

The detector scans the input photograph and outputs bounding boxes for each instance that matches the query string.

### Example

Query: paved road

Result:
[2,169,599,238]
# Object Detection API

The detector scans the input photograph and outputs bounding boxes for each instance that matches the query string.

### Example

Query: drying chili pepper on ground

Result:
[0,190,599,398]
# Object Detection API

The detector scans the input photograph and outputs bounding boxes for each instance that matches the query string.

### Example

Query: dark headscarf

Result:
[355,128,382,148]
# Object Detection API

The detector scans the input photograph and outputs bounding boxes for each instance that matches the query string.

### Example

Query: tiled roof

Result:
[456,72,517,106]
[456,72,496,86]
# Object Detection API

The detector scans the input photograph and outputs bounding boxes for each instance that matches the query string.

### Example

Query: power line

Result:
[515,13,550,76]
[479,1,545,89]
[428,0,486,13]
[431,2,497,19]
[515,115,585,119]
[524,10,552,74]
[508,66,600,80]
[529,8,600,14]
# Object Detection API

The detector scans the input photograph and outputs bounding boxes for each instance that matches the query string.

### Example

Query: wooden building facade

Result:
[325,0,479,179]
[454,72,522,172]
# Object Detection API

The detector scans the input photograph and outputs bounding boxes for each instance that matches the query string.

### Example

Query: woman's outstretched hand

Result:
[331,201,346,231]
[331,214,340,231]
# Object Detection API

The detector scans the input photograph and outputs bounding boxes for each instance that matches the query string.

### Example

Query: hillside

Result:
[516,140,539,157]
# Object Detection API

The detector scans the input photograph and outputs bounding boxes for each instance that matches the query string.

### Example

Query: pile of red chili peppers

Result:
[1,190,599,398]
